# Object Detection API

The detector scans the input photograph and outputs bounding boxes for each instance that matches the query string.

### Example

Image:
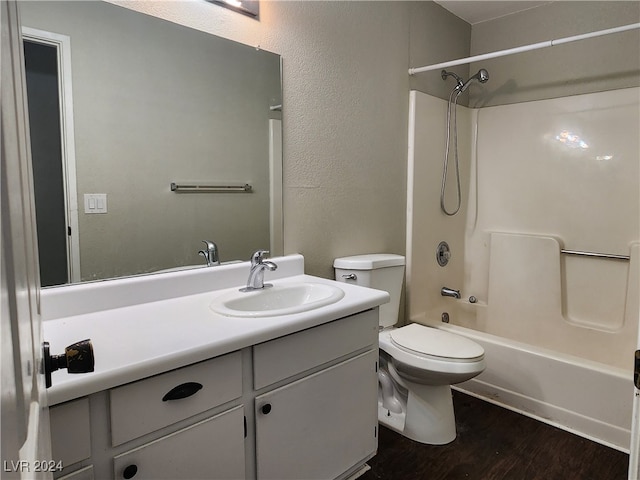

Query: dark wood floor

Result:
[361,391,629,480]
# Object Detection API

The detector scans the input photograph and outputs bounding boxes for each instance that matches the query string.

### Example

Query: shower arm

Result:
[441,69,489,94]
[441,70,464,90]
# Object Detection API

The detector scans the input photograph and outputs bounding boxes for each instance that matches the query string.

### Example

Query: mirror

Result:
[19,1,282,287]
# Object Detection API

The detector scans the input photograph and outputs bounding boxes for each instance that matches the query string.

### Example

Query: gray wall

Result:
[20,1,281,280]
[99,1,469,281]
[469,1,640,106]
[21,0,638,287]
[409,2,471,100]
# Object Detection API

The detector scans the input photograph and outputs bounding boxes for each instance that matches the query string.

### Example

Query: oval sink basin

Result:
[210,282,345,317]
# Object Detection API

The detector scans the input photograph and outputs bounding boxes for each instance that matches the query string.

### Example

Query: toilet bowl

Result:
[378,324,485,444]
[333,254,486,445]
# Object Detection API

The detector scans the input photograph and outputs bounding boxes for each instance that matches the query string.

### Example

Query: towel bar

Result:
[170,182,252,193]
[560,249,629,261]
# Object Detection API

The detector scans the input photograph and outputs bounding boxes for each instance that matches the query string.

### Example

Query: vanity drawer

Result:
[253,308,378,389]
[50,397,92,468]
[109,351,242,446]
[113,406,245,480]
[57,466,94,480]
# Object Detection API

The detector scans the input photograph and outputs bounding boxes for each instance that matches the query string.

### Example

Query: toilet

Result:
[333,253,485,445]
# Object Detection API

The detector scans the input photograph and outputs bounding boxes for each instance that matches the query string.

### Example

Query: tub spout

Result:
[441,287,461,299]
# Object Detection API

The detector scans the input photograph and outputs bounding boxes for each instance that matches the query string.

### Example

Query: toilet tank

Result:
[333,254,405,328]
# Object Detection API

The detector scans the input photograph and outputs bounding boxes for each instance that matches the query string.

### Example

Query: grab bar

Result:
[560,249,629,261]
[170,182,252,193]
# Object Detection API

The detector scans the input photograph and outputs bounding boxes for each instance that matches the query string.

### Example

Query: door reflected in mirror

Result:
[19,0,282,287]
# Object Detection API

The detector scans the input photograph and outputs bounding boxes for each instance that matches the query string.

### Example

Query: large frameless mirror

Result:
[19,0,283,287]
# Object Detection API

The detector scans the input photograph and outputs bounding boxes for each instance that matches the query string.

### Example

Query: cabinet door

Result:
[113,406,245,480]
[50,398,91,469]
[255,350,378,480]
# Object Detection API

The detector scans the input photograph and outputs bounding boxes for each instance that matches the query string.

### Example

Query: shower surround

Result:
[406,88,639,451]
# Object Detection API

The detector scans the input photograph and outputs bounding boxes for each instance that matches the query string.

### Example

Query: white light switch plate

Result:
[84,193,107,214]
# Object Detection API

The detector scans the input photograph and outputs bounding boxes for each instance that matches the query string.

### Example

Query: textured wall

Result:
[469,1,640,106]
[105,0,468,279]
[409,2,471,101]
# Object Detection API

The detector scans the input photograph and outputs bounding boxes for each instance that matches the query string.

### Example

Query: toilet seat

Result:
[379,325,485,383]
[390,323,484,362]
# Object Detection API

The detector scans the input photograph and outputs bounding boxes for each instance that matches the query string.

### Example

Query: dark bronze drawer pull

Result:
[162,382,203,401]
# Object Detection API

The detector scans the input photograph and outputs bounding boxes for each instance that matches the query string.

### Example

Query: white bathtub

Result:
[437,323,634,452]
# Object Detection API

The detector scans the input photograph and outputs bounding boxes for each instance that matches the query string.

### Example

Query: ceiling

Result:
[433,1,551,25]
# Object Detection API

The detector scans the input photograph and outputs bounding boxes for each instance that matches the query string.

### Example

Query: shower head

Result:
[459,68,490,93]
[473,68,490,83]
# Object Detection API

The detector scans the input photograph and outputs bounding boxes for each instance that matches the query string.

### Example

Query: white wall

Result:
[408,86,639,369]
[406,91,472,325]
[471,89,638,369]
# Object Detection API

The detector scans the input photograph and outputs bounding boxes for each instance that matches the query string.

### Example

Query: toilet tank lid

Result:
[333,254,405,270]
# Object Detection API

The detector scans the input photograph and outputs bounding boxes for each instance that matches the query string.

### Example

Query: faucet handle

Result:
[250,249,270,265]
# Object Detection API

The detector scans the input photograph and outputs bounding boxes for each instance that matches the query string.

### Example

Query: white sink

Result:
[210,282,345,317]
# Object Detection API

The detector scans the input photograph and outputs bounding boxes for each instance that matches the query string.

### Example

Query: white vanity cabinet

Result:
[51,351,245,480]
[254,350,378,480]
[49,308,380,480]
[49,398,93,478]
[252,309,379,480]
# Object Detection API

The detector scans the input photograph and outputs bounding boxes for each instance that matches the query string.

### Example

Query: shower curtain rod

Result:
[409,22,640,75]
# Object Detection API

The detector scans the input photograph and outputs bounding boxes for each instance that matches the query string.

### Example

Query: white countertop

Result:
[43,255,389,405]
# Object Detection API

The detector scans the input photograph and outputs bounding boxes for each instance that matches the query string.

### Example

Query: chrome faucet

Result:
[198,240,220,266]
[441,287,461,299]
[240,250,277,292]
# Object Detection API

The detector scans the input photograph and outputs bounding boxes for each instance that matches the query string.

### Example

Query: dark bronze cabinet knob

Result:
[43,339,94,388]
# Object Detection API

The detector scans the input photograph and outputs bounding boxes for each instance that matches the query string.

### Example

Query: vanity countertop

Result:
[43,255,389,405]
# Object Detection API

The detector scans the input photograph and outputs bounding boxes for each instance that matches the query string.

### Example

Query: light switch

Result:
[84,194,108,214]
